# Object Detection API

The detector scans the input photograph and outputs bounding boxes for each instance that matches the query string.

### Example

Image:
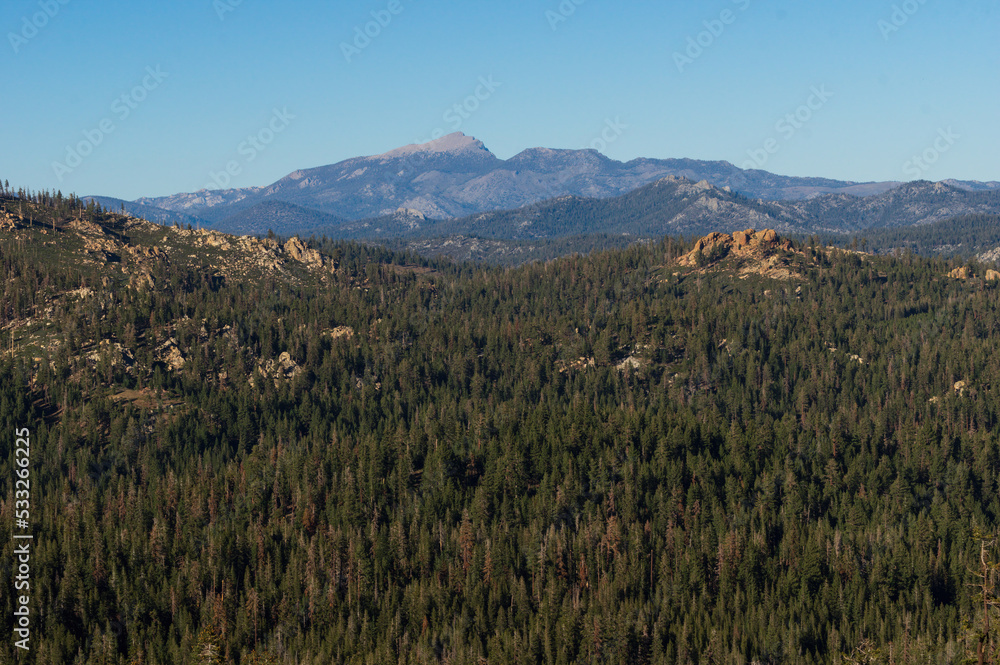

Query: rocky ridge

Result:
[66,216,339,286]
[0,203,359,393]
[678,228,802,279]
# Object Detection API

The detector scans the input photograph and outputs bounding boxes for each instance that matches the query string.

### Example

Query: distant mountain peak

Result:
[507,146,613,168]
[122,136,1000,234]
[377,132,494,160]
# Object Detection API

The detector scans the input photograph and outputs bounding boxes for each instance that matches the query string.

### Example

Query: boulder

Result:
[157,338,186,371]
[283,237,325,268]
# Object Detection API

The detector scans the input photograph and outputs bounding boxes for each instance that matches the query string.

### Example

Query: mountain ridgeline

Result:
[317,178,1000,265]
[130,132,906,224]
[2,190,1000,663]
[88,133,1000,245]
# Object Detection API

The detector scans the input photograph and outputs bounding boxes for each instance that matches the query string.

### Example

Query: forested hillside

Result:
[821,213,1000,262]
[1,190,1000,664]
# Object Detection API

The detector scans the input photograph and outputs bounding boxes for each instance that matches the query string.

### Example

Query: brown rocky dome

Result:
[678,229,794,267]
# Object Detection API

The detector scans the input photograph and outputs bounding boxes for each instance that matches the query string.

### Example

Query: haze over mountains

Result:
[89,132,1000,240]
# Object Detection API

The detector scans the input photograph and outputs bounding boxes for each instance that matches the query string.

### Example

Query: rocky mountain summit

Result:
[678,228,804,280]
[680,229,794,265]
[133,132,889,228]
[117,132,1000,236]
[83,133,1000,245]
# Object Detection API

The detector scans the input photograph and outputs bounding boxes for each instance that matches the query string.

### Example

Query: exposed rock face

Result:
[556,357,596,373]
[0,210,17,231]
[129,245,168,260]
[675,229,803,281]
[6,204,338,294]
[616,356,645,371]
[87,340,135,373]
[978,247,1000,264]
[396,207,426,220]
[129,269,156,290]
[157,225,335,277]
[157,338,186,371]
[269,352,300,379]
[82,235,118,255]
[253,351,303,387]
[203,232,231,249]
[680,229,793,267]
[945,265,1000,281]
[68,218,106,234]
[283,237,325,268]
[325,326,355,341]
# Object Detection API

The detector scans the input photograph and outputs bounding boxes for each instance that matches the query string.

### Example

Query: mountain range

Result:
[329,178,1000,244]
[88,132,1000,240]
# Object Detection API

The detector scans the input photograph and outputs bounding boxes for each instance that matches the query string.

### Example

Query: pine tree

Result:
[191,626,222,665]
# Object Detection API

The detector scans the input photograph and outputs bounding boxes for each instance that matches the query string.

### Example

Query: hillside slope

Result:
[2,192,1000,663]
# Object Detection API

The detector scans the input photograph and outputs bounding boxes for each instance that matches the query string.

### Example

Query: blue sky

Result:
[1,0,997,199]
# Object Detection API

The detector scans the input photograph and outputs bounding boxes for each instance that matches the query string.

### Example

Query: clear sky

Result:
[1,0,997,200]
